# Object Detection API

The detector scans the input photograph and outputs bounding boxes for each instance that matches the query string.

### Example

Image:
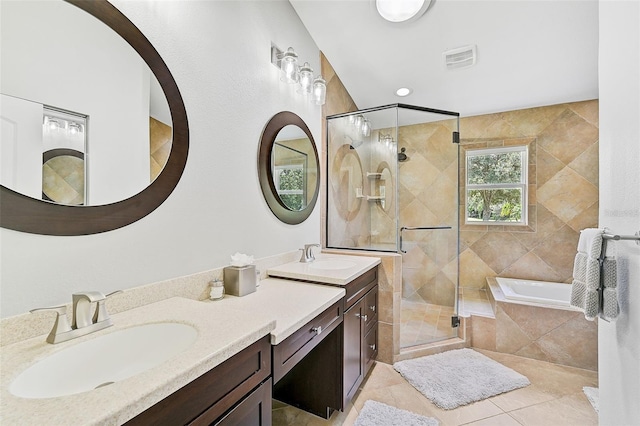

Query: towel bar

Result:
[602,231,640,246]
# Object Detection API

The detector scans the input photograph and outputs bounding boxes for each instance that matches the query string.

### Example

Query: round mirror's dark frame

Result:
[0,0,189,236]
[258,111,319,225]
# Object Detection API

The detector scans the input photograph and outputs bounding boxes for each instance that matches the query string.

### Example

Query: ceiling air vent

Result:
[443,45,477,70]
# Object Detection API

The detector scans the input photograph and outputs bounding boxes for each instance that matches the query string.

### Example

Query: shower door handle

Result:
[399,226,452,253]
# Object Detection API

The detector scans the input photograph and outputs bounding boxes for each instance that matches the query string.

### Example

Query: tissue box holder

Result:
[223,265,257,296]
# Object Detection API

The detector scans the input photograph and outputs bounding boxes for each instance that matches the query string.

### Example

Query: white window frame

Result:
[465,145,528,226]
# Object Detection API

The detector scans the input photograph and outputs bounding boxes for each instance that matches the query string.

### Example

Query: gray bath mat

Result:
[393,348,530,410]
[354,400,439,426]
[583,386,599,413]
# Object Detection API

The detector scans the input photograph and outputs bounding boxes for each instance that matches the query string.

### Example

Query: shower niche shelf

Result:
[366,172,382,179]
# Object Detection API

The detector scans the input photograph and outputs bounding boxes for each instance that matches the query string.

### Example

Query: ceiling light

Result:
[396,87,412,97]
[376,0,432,23]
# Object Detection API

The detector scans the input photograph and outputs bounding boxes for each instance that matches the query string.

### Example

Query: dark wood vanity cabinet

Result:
[342,268,378,408]
[125,335,272,426]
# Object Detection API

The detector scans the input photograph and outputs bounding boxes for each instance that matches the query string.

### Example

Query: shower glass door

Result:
[396,107,460,348]
[326,104,460,349]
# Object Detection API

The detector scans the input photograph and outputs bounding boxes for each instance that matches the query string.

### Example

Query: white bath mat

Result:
[393,348,530,410]
[354,400,439,426]
[583,386,599,413]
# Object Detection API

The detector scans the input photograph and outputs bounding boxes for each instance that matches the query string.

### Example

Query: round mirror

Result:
[258,112,319,224]
[0,0,189,235]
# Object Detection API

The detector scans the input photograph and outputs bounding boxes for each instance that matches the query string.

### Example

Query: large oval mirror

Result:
[258,112,319,224]
[0,0,188,235]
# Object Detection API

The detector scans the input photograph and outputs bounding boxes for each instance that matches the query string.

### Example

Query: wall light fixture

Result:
[271,43,326,105]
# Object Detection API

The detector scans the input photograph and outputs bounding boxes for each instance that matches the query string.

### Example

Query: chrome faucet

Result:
[299,243,320,263]
[30,290,122,344]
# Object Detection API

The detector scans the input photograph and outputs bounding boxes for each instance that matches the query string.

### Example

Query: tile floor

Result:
[272,350,598,426]
[400,300,458,348]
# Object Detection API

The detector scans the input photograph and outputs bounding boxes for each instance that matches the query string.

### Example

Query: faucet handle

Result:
[93,290,123,324]
[30,305,72,344]
[304,244,321,261]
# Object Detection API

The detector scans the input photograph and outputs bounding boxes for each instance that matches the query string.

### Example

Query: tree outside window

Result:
[274,165,306,211]
[465,146,528,225]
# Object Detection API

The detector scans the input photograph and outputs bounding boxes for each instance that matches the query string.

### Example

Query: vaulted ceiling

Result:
[290,0,599,117]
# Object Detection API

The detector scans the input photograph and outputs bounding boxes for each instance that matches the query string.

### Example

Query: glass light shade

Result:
[47,118,60,130]
[69,122,82,135]
[298,62,314,94]
[280,47,299,84]
[312,76,326,105]
[354,115,364,134]
[376,0,431,23]
[362,119,371,137]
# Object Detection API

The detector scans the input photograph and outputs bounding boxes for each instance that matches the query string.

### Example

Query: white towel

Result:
[570,228,603,320]
[601,257,619,321]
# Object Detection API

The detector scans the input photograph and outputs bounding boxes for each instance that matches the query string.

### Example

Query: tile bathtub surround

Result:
[459,100,599,288]
[472,278,598,371]
[273,354,598,426]
[0,250,301,347]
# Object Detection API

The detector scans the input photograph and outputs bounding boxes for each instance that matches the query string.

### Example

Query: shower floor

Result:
[400,299,457,348]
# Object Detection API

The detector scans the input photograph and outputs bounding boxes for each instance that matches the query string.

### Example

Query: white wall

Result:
[0,0,323,317]
[0,0,150,205]
[598,1,640,424]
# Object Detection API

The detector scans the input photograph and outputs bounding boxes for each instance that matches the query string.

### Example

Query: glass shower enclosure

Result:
[326,104,460,348]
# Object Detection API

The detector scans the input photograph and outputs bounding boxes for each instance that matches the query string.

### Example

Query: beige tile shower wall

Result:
[459,100,599,288]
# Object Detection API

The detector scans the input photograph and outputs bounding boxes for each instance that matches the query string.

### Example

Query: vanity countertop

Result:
[211,278,345,344]
[0,279,347,425]
[0,297,275,426]
[267,253,381,285]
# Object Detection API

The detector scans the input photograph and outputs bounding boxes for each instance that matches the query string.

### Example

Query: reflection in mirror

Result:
[0,0,172,206]
[0,0,189,235]
[272,125,318,212]
[258,112,319,225]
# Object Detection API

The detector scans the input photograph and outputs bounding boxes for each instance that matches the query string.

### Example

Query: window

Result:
[274,164,306,211]
[465,146,528,225]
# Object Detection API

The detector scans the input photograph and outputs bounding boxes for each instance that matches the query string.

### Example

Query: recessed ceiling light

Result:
[376,0,432,23]
[396,87,412,97]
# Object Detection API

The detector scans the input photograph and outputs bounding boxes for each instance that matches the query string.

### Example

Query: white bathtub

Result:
[495,277,574,307]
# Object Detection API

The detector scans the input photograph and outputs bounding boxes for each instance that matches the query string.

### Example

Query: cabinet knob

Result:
[312,326,322,335]
[369,344,376,350]
[356,313,368,321]
[369,305,376,312]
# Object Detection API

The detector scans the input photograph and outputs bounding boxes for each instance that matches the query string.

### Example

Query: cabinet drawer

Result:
[125,335,271,426]
[364,324,378,376]
[364,286,378,332]
[344,267,378,310]
[273,299,343,383]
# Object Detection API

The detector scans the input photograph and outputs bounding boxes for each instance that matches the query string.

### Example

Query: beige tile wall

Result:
[459,100,599,287]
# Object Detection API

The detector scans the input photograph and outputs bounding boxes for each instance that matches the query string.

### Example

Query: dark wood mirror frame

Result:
[0,0,189,236]
[258,111,319,225]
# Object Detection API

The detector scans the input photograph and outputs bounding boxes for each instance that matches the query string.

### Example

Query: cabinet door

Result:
[212,378,272,426]
[364,286,378,332]
[343,298,365,407]
[364,325,378,376]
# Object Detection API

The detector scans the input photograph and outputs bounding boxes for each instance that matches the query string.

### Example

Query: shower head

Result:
[398,147,408,162]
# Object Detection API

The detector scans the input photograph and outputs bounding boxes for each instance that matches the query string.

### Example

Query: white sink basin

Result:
[309,260,357,270]
[10,322,198,399]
